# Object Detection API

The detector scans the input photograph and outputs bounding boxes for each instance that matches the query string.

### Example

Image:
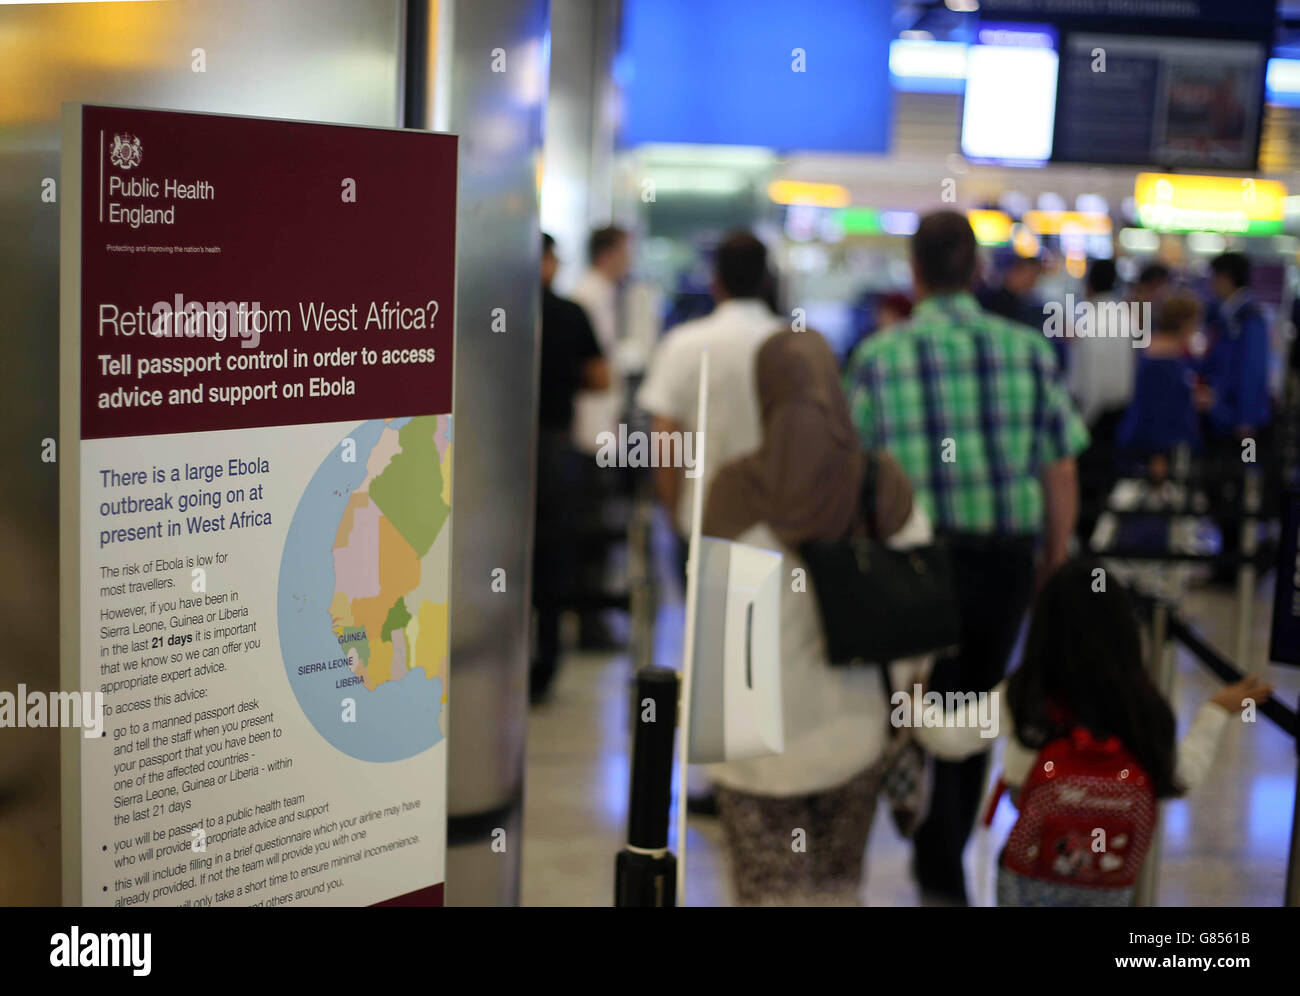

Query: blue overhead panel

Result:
[618,0,893,153]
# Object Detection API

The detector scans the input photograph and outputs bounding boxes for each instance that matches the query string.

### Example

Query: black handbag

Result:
[798,451,960,667]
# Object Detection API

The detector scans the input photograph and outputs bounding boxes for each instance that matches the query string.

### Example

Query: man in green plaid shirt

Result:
[845,276,1089,541]
[844,211,1088,905]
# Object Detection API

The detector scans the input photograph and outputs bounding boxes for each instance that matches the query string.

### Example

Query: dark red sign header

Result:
[77,105,457,440]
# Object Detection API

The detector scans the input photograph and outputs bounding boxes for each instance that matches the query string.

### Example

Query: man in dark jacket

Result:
[532,234,610,703]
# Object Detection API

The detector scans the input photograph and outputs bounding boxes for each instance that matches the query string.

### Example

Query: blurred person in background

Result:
[531,234,610,704]
[636,231,784,575]
[844,291,913,363]
[1198,252,1271,444]
[911,557,1270,907]
[1197,251,1273,583]
[636,232,783,819]
[978,254,1043,328]
[570,226,632,648]
[845,210,1089,905]
[571,226,631,408]
[1068,258,1136,544]
[979,253,1062,371]
[1133,261,1171,304]
[1116,291,1202,480]
[876,292,913,331]
[702,328,931,906]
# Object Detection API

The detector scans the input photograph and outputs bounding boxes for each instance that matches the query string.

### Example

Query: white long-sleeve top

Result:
[705,503,934,797]
[912,679,1232,792]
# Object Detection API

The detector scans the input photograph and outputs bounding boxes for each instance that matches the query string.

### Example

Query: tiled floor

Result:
[522,540,1300,907]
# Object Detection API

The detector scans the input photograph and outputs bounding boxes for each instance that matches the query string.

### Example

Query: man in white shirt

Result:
[1067,259,1136,426]
[1068,259,1136,543]
[570,226,631,455]
[637,232,783,544]
[566,227,632,648]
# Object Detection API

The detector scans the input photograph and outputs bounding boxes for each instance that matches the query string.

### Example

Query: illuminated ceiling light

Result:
[767,179,851,208]
[1118,228,1160,252]
[889,39,967,81]
[945,0,980,11]
[880,210,920,236]
[1037,192,1067,213]
[1075,193,1108,215]
[638,144,776,169]
[1187,232,1227,254]
[649,168,749,195]
[999,191,1031,218]
[1023,210,1112,236]
[1010,223,1040,258]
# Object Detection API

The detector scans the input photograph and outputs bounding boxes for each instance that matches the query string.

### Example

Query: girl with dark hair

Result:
[913,558,1270,906]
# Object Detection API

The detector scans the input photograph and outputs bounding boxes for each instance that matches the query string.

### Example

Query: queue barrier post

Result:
[614,666,678,907]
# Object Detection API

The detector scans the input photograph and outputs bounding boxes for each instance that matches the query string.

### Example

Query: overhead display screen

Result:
[961,24,1059,166]
[962,0,1275,169]
[619,0,893,153]
[1055,34,1266,169]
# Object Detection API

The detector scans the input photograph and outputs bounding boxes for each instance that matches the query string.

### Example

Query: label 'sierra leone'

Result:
[60,104,457,907]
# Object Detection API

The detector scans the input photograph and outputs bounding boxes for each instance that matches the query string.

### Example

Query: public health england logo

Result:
[110,133,142,170]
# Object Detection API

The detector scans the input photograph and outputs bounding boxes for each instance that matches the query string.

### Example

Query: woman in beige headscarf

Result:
[701,328,932,907]
[704,329,914,545]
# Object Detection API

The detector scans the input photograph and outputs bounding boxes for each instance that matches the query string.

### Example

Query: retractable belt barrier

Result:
[1123,585,1300,907]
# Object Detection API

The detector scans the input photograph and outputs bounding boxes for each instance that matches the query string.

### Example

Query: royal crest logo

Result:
[109,133,142,170]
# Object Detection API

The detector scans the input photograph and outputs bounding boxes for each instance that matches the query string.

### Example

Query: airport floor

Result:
[522,529,1300,907]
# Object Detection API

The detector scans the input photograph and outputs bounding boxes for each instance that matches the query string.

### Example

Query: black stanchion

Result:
[614,666,678,907]
[1128,592,1300,906]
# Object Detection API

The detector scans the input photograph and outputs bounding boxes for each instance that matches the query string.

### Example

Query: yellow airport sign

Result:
[1134,173,1285,235]
[966,209,1012,246]
[767,180,851,208]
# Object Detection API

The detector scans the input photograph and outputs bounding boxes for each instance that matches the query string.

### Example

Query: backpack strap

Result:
[981,776,1006,827]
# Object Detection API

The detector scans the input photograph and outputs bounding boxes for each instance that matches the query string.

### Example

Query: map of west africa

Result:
[278,416,451,762]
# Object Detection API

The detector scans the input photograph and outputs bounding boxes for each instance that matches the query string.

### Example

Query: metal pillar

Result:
[428,0,551,906]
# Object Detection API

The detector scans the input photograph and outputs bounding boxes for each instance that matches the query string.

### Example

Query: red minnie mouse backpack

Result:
[999,727,1158,889]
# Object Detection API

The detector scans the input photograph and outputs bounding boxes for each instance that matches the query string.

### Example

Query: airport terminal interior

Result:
[4,0,1300,920]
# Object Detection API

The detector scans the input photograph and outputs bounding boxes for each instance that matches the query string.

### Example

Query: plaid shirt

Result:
[844,292,1088,536]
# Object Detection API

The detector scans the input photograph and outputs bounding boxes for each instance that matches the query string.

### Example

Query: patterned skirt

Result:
[714,763,886,906]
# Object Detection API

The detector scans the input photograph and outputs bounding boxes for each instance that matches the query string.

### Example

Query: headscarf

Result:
[703,329,913,546]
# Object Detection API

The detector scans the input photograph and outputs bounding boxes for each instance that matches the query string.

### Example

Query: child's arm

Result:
[1176,676,1272,791]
